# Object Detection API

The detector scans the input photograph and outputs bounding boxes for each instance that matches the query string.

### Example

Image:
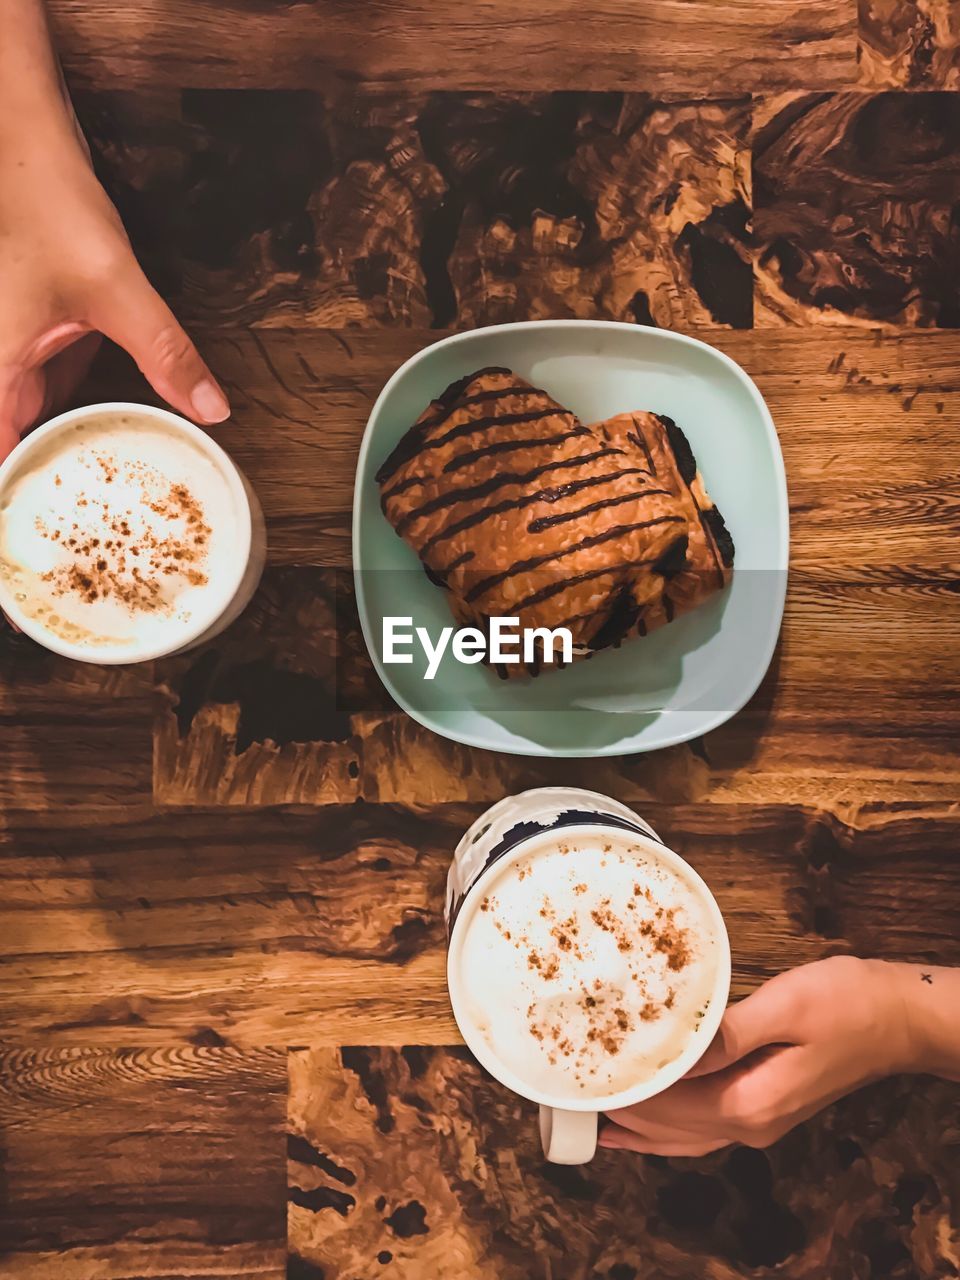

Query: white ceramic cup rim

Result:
[447,822,732,1113]
[0,402,253,663]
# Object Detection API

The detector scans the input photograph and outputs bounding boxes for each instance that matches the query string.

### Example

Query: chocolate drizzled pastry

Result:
[378,369,733,674]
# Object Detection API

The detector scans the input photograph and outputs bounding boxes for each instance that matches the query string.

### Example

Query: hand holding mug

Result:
[601,956,919,1156]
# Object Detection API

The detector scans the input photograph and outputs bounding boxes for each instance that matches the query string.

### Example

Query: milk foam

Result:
[457,834,721,1099]
[0,413,240,652]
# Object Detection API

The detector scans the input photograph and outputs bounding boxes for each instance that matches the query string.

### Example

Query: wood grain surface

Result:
[48,0,857,93]
[0,642,154,816]
[3,1,960,1276]
[756,92,960,326]
[859,0,960,87]
[0,1046,287,1278]
[287,1047,960,1279]
[73,90,753,332]
[71,86,960,334]
[1,803,958,1046]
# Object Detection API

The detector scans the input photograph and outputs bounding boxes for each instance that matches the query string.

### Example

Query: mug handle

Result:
[539,1106,598,1164]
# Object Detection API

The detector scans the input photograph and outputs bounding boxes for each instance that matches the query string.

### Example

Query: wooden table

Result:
[2,3,959,1277]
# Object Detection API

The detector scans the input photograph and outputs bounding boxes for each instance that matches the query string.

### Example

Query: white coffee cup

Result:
[0,402,266,664]
[445,787,731,1165]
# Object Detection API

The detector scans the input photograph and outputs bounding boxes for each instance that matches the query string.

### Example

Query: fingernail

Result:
[192,379,230,423]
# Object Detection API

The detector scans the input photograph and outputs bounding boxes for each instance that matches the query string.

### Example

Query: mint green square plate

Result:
[353,321,788,757]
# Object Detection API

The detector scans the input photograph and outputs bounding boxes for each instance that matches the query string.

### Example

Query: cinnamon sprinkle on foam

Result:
[36,451,210,614]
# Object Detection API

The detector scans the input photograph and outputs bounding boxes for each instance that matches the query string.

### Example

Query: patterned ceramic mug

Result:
[445,786,731,1164]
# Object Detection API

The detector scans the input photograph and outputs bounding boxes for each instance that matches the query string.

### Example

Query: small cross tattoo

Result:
[921,973,933,984]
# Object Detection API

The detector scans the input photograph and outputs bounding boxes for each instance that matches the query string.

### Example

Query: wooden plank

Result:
[0,1244,279,1280]
[0,1046,287,1277]
[0,804,957,1045]
[71,90,753,333]
[70,87,957,335]
[0,628,155,815]
[287,1046,960,1279]
[79,327,960,568]
[49,1,857,92]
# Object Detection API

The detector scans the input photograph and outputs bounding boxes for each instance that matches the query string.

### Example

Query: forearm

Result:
[0,0,82,158]
[883,962,960,1082]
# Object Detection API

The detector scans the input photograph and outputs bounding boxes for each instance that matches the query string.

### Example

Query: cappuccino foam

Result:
[457,834,721,1099]
[0,412,240,652]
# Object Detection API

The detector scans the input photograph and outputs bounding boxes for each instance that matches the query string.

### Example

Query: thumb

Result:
[0,360,47,460]
[0,324,98,459]
[686,971,802,1077]
[91,261,229,425]
[0,415,18,463]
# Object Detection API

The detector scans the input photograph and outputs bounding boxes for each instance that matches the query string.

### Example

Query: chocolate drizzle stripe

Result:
[420,466,651,556]
[419,384,540,431]
[462,516,687,604]
[627,427,657,475]
[511,556,663,614]
[442,424,583,474]
[378,403,562,489]
[527,487,672,534]
[422,559,450,591]
[696,507,727,589]
[381,471,429,505]
[435,367,514,407]
[445,549,475,572]
[394,447,626,536]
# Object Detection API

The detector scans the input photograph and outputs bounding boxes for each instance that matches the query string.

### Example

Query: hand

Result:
[601,956,917,1157]
[0,134,229,461]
